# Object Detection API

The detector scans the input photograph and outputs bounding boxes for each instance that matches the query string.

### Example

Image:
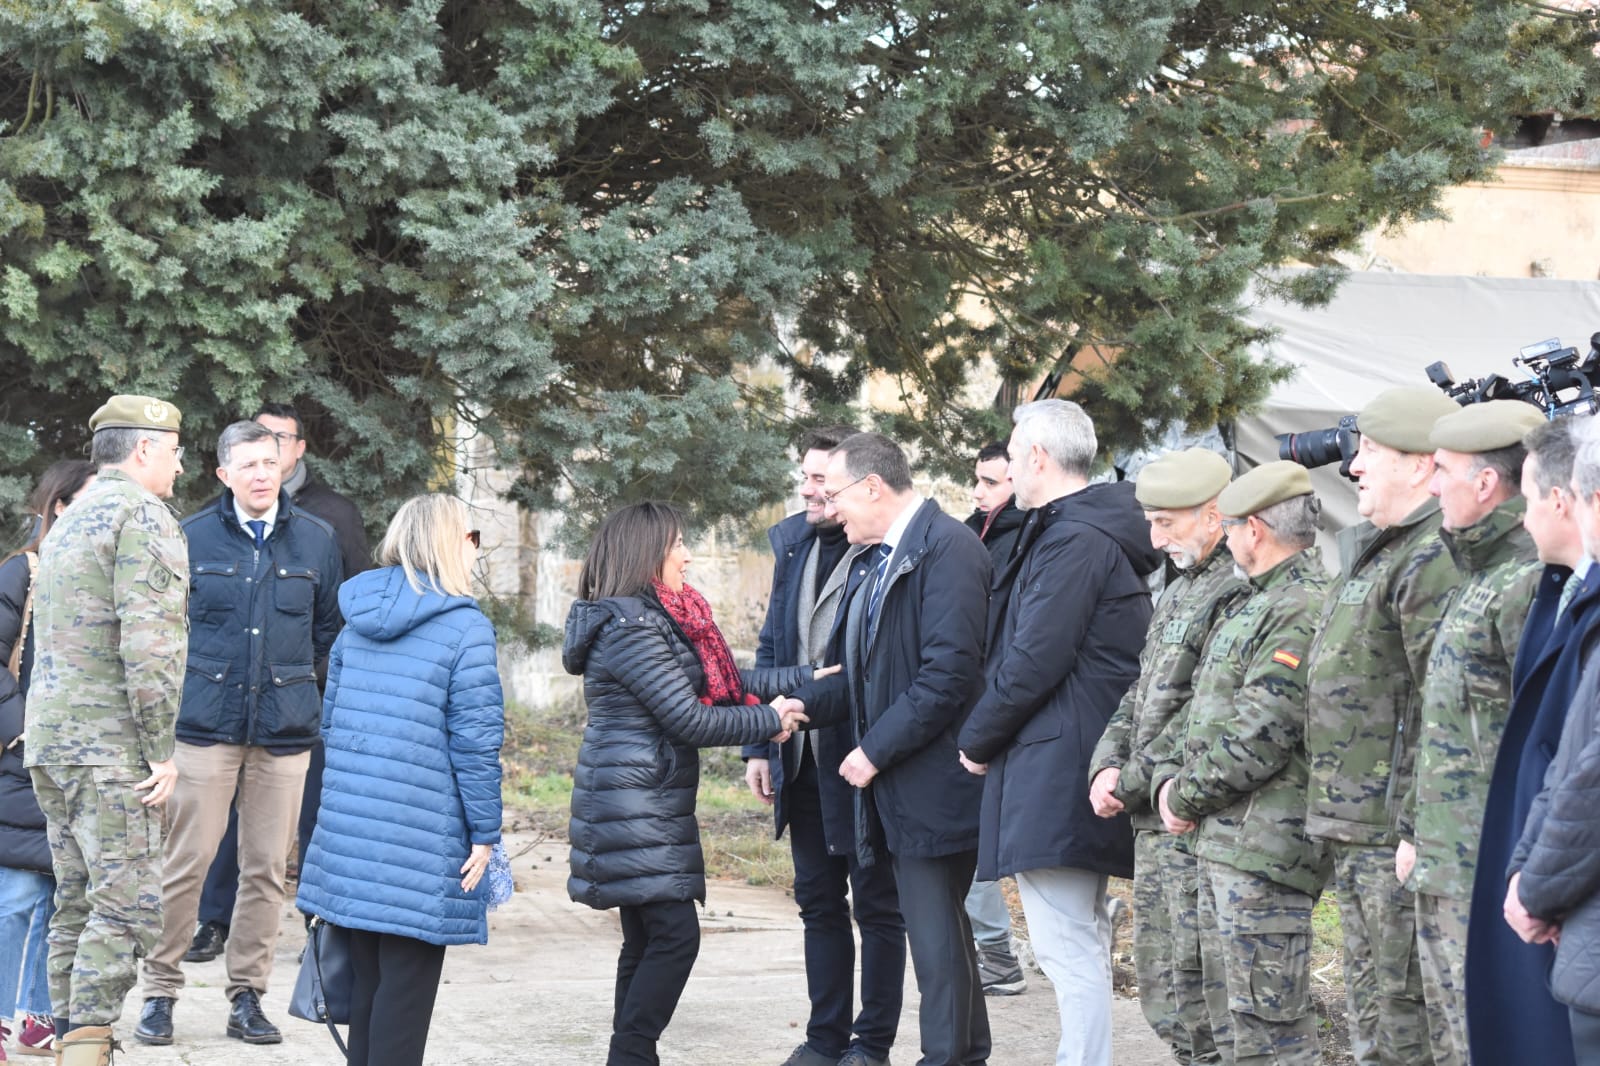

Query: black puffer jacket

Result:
[563,595,812,909]
[0,551,49,873]
[1513,650,1600,1012]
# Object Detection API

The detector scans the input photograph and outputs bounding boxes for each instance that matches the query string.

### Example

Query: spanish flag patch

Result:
[1272,649,1302,670]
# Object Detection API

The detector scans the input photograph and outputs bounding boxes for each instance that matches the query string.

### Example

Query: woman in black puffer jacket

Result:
[564,501,816,1066]
[1,460,96,1056]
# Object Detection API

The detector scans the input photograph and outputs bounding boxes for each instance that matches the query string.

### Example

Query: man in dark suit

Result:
[783,432,992,1066]
[1470,417,1600,1066]
[743,425,906,1066]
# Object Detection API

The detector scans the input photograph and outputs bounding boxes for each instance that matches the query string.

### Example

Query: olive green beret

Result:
[1428,400,1546,454]
[1217,460,1314,518]
[88,395,182,434]
[1356,388,1463,454]
[1135,449,1233,510]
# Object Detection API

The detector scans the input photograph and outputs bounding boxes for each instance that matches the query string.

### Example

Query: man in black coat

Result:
[185,402,371,964]
[784,432,992,1066]
[741,425,905,1066]
[960,441,1027,994]
[1468,418,1595,1066]
[1498,417,1600,1063]
[957,400,1159,1066]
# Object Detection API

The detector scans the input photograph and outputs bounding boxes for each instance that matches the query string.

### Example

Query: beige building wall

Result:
[1365,155,1600,280]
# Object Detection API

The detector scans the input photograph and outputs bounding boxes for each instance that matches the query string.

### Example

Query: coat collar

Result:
[1441,497,1530,574]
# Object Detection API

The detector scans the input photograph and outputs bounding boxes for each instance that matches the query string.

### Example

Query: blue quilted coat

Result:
[296,566,505,946]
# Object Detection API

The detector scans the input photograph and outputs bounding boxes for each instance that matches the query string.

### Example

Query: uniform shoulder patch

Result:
[1271,649,1302,670]
[1161,619,1190,645]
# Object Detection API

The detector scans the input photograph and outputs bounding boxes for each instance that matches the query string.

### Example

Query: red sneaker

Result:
[0,1017,11,1061]
[15,1015,53,1057]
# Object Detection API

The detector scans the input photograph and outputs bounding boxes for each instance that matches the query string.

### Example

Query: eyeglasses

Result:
[270,431,301,444]
[821,475,869,507]
[466,529,481,548]
[1222,515,1273,530]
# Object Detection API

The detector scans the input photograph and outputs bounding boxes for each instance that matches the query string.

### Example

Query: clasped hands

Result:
[765,690,879,788]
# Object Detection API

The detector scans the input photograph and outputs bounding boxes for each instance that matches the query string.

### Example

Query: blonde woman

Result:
[296,494,503,1066]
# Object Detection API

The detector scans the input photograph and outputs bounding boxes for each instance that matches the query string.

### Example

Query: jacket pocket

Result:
[273,566,318,615]
[266,662,320,737]
[1224,906,1313,1023]
[190,561,239,617]
[1014,705,1063,746]
[181,654,233,733]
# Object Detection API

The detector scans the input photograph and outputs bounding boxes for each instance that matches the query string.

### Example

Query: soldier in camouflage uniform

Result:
[1399,399,1545,1066]
[1302,386,1462,1066]
[1154,462,1331,1066]
[1089,448,1246,1065]
[23,396,189,1066]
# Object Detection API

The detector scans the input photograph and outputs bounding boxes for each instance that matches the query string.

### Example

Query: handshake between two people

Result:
[767,663,841,742]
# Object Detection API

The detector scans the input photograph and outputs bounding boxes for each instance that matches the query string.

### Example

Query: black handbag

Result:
[288,917,353,1057]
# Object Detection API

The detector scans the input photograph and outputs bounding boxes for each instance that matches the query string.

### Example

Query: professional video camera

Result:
[1276,333,1600,478]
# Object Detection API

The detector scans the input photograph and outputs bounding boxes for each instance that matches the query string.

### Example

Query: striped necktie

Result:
[865,543,893,631]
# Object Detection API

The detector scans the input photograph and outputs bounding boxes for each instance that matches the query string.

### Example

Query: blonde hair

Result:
[376,493,475,596]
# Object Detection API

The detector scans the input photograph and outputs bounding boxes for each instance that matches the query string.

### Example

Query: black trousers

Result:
[345,927,447,1066]
[789,751,906,1059]
[198,740,325,925]
[610,899,700,1066]
[893,850,991,1066]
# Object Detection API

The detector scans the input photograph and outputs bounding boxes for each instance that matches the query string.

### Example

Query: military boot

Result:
[55,1027,116,1066]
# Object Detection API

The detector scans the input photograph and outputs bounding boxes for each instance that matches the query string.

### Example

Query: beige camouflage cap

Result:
[1357,387,1463,454]
[1217,460,1313,518]
[1428,400,1546,453]
[88,395,182,434]
[1135,448,1232,510]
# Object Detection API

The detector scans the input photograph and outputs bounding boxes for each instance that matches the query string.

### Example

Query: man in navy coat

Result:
[1467,417,1600,1066]
[784,431,992,1066]
[742,425,905,1066]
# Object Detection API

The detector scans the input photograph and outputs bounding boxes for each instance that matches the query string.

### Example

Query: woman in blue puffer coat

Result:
[565,501,817,1066]
[297,493,503,1066]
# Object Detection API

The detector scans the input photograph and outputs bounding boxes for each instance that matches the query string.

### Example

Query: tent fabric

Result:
[1235,271,1600,533]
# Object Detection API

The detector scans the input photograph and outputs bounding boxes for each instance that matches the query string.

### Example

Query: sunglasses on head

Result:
[466,529,481,548]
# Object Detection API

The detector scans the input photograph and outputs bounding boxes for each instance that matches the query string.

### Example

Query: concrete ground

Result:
[107,834,1171,1065]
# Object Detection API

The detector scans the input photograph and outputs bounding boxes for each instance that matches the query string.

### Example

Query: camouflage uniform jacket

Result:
[1089,541,1248,831]
[1155,551,1331,895]
[1303,499,1459,847]
[23,469,189,770]
[1408,498,1538,901]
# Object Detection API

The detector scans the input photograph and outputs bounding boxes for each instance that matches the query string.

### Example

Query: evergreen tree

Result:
[3,0,1596,532]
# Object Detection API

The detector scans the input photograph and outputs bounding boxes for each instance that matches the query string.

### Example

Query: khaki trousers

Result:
[142,741,309,1001]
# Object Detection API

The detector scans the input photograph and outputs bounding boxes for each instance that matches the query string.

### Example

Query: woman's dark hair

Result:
[578,501,684,601]
[21,459,97,553]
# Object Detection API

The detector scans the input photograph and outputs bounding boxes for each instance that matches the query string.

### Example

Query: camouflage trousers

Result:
[1330,843,1433,1066]
[1416,891,1471,1066]
[1198,859,1319,1066]
[28,765,164,1026]
[1133,830,1218,1064]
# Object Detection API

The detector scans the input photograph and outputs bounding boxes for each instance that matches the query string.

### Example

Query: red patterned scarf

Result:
[652,580,757,706]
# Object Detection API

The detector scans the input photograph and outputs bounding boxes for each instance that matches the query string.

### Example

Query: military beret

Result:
[1356,388,1463,454]
[1135,449,1233,510]
[1217,460,1314,518]
[88,395,182,434]
[1428,400,1546,454]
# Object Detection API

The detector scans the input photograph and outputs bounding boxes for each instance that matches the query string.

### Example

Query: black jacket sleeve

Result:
[740,664,813,701]
[0,554,31,747]
[603,622,782,748]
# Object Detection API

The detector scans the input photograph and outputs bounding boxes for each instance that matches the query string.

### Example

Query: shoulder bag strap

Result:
[6,552,37,681]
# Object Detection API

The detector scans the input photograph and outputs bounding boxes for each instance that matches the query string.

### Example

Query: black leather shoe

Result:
[134,996,175,1046]
[226,989,282,1045]
[183,919,228,963]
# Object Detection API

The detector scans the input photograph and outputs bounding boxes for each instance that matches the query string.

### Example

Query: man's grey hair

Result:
[833,432,913,493]
[90,427,171,467]
[217,420,279,468]
[1572,415,1600,500]
[1011,399,1096,479]
[1257,494,1320,551]
[1525,418,1578,498]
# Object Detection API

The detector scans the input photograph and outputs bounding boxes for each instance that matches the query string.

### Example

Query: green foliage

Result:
[3,0,1597,525]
